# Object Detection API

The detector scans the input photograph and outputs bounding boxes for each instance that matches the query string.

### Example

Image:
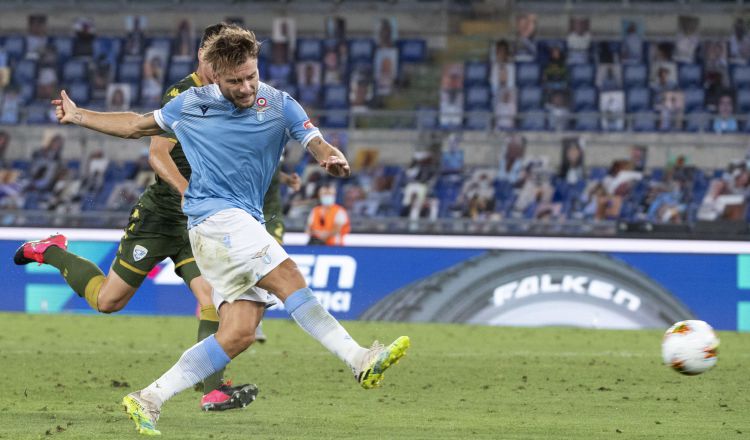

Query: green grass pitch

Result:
[0,313,748,439]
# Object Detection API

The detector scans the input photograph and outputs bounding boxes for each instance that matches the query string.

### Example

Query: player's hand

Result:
[320,156,351,178]
[287,173,302,192]
[51,90,78,125]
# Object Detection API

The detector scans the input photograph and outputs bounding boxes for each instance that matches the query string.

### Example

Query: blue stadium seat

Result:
[684,88,705,113]
[464,84,491,110]
[258,37,272,63]
[147,37,173,55]
[12,59,37,84]
[25,103,50,124]
[322,110,349,128]
[348,39,375,65]
[94,37,122,65]
[632,112,657,132]
[323,85,348,108]
[68,82,91,105]
[626,87,651,112]
[51,36,74,61]
[622,64,648,88]
[3,35,25,61]
[397,39,427,63]
[297,86,320,106]
[18,82,35,104]
[568,64,594,88]
[464,112,492,130]
[464,61,489,86]
[416,107,438,130]
[519,112,546,130]
[117,58,142,83]
[574,112,599,131]
[678,63,702,88]
[268,63,293,86]
[62,59,89,83]
[296,38,323,61]
[684,112,710,132]
[516,62,541,88]
[167,58,194,84]
[572,86,597,111]
[518,86,543,111]
[732,65,750,90]
[738,89,750,114]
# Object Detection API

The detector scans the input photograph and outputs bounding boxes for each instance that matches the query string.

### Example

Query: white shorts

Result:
[189,208,287,307]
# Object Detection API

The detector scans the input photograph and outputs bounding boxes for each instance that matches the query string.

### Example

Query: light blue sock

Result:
[142,335,231,406]
[286,287,367,370]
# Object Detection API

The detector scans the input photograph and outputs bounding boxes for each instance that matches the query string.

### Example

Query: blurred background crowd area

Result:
[2,0,750,237]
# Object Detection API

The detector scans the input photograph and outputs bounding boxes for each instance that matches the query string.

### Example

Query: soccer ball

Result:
[661,320,719,375]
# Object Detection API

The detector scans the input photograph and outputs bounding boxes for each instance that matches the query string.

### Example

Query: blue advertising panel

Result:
[3,236,748,331]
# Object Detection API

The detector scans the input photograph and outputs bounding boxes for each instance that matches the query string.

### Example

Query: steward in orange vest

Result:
[306,185,351,246]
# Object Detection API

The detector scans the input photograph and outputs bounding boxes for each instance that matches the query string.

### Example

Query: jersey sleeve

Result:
[153,90,188,134]
[283,92,321,148]
[157,85,184,142]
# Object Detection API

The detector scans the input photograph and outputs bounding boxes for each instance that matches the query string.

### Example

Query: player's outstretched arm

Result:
[307,136,351,178]
[52,90,164,139]
[149,136,188,195]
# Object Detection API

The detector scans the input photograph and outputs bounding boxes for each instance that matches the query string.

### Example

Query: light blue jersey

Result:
[154,82,321,228]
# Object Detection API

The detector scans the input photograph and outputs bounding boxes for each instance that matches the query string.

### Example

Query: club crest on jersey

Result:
[255,97,268,121]
[133,245,148,262]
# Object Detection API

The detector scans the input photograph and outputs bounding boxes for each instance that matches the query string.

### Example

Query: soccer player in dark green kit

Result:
[14,22,297,412]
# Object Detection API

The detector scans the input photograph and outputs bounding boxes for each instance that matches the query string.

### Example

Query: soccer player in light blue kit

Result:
[51,25,410,436]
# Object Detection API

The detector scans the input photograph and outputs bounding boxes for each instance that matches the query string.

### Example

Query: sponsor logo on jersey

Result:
[168,88,179,97]
[251,244,270,259]
[303,119,315,130]
[133,245,149,262]
[199,105,209,115]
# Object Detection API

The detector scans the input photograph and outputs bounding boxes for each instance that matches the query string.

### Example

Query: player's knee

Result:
[223,330,255,356]
[97,298,125,314]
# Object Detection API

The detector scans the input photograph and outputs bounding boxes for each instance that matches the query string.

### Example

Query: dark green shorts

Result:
[112,204,201,288]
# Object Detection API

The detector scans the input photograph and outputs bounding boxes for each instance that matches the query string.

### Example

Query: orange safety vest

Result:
[309,204,351,246]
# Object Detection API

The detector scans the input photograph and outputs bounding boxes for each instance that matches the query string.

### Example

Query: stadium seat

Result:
[348,39,375,65]
[147,37,173,55]
[515,62,541,87]
[18,82,35,104]
[519,112,547,130]
[464,61,489,87]
[464,84,491,110]
[3,35,25,61]
[464,111,492,130]
[737,89,750,113]
[568,64,594,88]
[93,37,122,65]
[683,88,705,113]
[631,112,657,132]
[678,63,702,89]
[416,107,438,130]
[25,103,51,124]
[297,86,321,106]
[67,82,91,105]
[574,112,599,131]
[684,112,710,132]
[732,65,750,90]
[117,58,142,83]
[397,39,427,63]
[167,58,194,84]
[322,110,349,128]
[12,58,37,85]
[623,64,648,88]
[51,36,74,61]
[323,85,348,108]
[296,38,323,61]
[518,86,543,111]
[572,86,597,111]
[62,59,89,83]
[268,63,293,86]
[626,87,651,113]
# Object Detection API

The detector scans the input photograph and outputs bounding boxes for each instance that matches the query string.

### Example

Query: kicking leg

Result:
[257,258,410,389]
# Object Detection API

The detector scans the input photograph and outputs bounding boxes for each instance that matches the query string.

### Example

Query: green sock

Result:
[43,246,105,305]
[197,315,224,394]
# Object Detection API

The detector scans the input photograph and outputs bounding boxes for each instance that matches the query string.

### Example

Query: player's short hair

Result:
[202,25,261,75]
[199,23,229,49]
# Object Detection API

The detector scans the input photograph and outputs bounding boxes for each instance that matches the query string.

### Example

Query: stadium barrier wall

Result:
[2,228,749,332]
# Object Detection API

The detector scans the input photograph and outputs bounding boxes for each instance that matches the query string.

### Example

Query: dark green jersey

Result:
[137,73,202,224]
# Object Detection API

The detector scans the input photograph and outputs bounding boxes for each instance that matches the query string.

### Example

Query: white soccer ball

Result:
[661,320,719,375]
